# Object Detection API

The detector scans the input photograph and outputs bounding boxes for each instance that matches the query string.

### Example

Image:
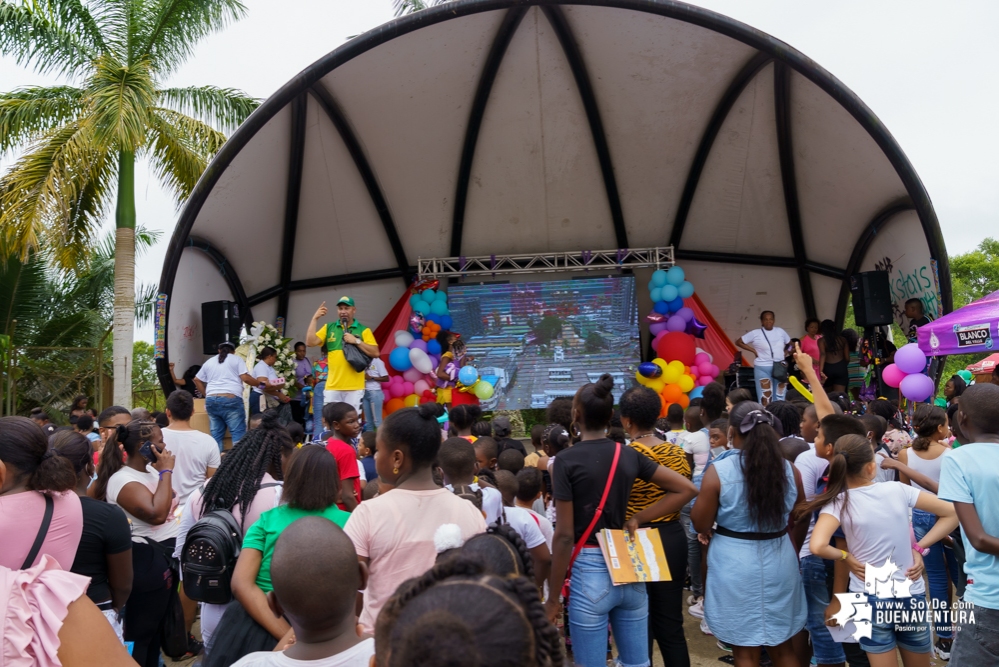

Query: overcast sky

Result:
[2,0,997,341]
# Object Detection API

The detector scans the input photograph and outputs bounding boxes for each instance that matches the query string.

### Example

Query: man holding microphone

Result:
[306,297,380,414]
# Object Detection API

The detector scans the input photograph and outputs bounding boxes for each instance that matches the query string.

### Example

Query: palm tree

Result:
[0,0,258,407]
[393,0,449,17]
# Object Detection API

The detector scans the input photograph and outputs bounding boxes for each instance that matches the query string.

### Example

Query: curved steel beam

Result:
[541,5,628,249]
[246,267,418,307]
[309,83,411,285]
[277,93,308,319]
[834,200,915,326]
[159,0,951,371]
[675,249,843,280]
[774,62,816,319]
[450,7,528,257]
[669,52,772,248]
[156,236,254,394]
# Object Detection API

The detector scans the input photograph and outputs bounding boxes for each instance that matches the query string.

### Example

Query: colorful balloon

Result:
[678,375,695,393]
[394,330,414,348]
[646,312,666,323]
[678,281,694,299]
[660,284,679,302]
[638,362,663,379]
[410,339,428,353]
[894,343,928,375]
[473,381,495,400]
[409,313,425,335]
[384,398,405,415]
[651,270,668,287]
[694,352,710,367]
[882,363,905,389]
[409,348,434,374]
[956,369,973,383]
[422,289,437,304]
[427,340,442,356]
[648,379,665,393]
[434,291,448,303]
[403,368,423,383]
[650,287,662,302]
[403,394,420,408]
[389,347,413,372]
[676,307,694,322]
[413,301,430,315]
[688,386,705,400]
[663,360,685,384]
[414,379,431,396]
[698,375,714,386]
[687,316,708,339]
[650,322,668,336]
[900,373,935,402]
[666,266,685,286]
[665,315,686,332]
[656,331,697,366]
[666,297,685,312]
[654,301,670,315]
[662,384,684,404]
[458,366,479,386]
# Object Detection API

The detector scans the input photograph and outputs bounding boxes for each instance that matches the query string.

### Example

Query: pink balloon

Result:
[410,339,428,353]
[650,322,668,335]
[403,368,423,383]
[390,383,406,398]
[389,374,403,385]
[698,375,714,386]
[402,382,414,396]
[708,364,720,377]
[382,389,392,402]
[882,363,905,389]
[697,361,712,376]
[694,353,710,367]
[652,331,666,348]
[414,379,431,396]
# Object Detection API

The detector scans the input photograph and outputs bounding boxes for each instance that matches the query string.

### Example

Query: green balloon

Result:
[957,369,973,383]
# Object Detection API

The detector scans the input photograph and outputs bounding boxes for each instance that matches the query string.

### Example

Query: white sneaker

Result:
[700,618,713,636]
[686,594,703,606]
[688,599,705,619]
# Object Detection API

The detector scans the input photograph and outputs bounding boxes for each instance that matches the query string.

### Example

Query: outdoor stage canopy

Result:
[157,0,951,389]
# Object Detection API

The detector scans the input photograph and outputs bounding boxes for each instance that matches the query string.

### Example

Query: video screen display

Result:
[447,276,640,410]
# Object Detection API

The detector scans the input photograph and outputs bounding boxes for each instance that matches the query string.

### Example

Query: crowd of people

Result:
[3,315,999,667]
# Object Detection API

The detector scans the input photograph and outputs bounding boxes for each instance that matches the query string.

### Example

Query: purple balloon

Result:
[676,307,695,322]
[894,343,928,375]
[650,322,668,335]
[666,315,687,332]
[900,373,935,402]
[686,316,708,339]
[410,339,428,353]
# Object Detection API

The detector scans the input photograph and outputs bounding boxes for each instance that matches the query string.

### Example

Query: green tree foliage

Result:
[584,331,608,353]
[392,0,448,16]
[531,315,563,347]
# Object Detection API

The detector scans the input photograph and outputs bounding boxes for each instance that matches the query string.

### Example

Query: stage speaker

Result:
[851,271,893,327]
[201,301,241,354]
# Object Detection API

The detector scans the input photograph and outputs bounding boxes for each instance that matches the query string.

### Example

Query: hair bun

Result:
[417,403,438,420]
[594,373,614,399]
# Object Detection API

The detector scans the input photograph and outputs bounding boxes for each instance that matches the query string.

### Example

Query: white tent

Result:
[158,0,950,388]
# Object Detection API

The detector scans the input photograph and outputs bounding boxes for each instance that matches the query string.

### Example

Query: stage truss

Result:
[418,246,674,279]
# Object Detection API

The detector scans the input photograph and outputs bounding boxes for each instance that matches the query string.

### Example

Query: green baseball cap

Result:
[336,296,355,307]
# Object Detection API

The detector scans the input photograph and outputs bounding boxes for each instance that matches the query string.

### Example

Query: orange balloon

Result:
[677,394,690,410]
[662,384,684,404]
[384,398,405,415]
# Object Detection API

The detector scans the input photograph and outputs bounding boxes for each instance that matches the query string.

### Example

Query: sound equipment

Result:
[850,271,893,327]
[201,301,241,354]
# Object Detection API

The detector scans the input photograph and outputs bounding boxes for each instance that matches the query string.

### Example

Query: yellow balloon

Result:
[635,371,652,387]
[789,376,814,403]
[653,358,669,372]
[648,379,666,394]
[663,360,684,384]
[678,374,695,393]
[403,394,420,407]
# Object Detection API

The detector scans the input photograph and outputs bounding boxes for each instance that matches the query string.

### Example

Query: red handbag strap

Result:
[564,442,621,586]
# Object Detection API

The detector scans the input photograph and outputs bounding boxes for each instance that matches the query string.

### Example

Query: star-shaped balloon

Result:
[686,316,708,339]
[409,312,426,336]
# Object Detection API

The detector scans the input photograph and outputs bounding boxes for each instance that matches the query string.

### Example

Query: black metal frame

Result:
[158,0,950,392]
[246,266,416,307]
[450,7,528,256]
[542,5,628,249]
[276,94,308,320]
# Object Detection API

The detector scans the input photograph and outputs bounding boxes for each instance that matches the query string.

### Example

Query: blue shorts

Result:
[800,555,846,664]
[861,595,932,655]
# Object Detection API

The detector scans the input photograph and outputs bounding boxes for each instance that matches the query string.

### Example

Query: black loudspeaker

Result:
[851,271,893,327]
[201,301,241,354]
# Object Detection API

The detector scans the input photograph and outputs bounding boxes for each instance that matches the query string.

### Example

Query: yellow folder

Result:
[596,528,671,585]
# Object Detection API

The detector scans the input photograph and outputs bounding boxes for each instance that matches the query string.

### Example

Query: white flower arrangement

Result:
[246,320,297,396]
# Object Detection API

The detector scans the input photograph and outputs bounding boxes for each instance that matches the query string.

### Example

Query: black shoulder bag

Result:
[761,328,789,383]
[21,494,54,569]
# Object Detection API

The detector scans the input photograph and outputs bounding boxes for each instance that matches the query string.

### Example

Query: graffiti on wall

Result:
[872,255,942,330]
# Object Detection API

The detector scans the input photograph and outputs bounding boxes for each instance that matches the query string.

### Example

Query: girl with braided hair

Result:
[173,409,296,652]
[375,556,562,667]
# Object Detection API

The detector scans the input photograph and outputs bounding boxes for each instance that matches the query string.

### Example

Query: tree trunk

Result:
[112,150,136,408]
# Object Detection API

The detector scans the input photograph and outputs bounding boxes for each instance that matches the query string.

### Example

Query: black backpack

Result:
[181,483,278,604]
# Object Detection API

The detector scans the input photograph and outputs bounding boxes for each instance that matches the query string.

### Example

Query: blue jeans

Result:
[205,395,245,451]
[862,595,932,655]
[912,508,960,639]
[311,382,325,438]
[799,555,845,664]
[753,364,787,405]
[679,504,702,598]
[568,549,650,667]
[362,389,384,432]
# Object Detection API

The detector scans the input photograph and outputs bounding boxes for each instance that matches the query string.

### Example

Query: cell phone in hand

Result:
[138,440,157,464]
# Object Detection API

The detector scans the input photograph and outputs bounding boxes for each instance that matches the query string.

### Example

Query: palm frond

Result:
[86,54,156,151]
[144,107,225,202]
[0,85,85,156]
[392,0,449,17]
[93,223,161,260]
[134,281,158,325]
[0,251,48,337]
[137,0,246,75]
[0,0,99,77]
[157,85,258,133]
[0,121,111,269]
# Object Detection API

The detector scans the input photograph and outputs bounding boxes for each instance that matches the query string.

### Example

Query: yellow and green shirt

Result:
[315,320,377,392]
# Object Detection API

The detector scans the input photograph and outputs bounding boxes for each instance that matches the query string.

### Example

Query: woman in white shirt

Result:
[195,342,259,450]
[807,434,958,666]
[249,347,291,418]
[735,310,791,406]
[92,420,183,667]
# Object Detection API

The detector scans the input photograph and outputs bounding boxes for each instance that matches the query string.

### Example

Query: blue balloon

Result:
[678,281,694,299]
[660,284,679,302]
[413,301,430,315]
[427,340,442,355]
[650,287,662,302]
[426,313,441,324]
[440,315,453,330]
[653,300,670,315]
[434,291,448,302]
[647,280,657,292]
[458,366,479,385]
[422,289,437,304]
[666,266,685,286]
[651,270,668,288]
[688,386,704,400]
[430,300,449,316]
[667,297,685,312]
[409,294,423,308]
[389,347,413,372]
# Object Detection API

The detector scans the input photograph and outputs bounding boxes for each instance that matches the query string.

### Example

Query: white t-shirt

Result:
[364,358,388,391]
[819,482,924,595]
[162,428,222,505]
[231,638,374,667]
[741,327,791,366]
[521,507,554,549]
[678,429,710,477]
[106,466,180,541]
[794,446,831,559]
[252,360,279,386]
[196,354,249,396]
[501,505,548,549]
[445,482,503,526]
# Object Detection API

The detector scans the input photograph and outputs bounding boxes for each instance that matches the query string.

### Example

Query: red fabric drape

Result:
[686,293,745,367]
[372,289,413,362]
